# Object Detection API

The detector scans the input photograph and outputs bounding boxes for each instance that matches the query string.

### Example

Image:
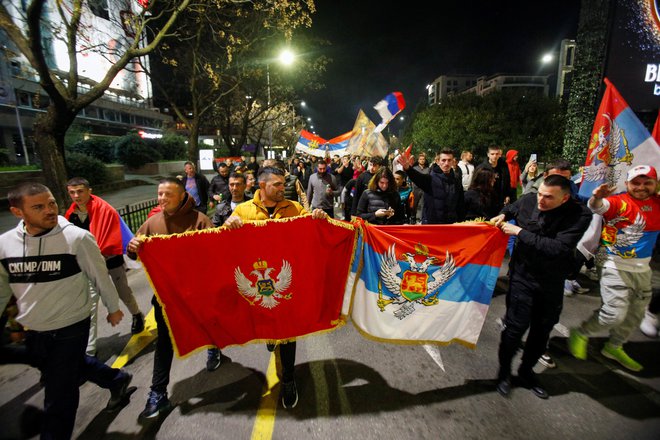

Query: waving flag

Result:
[374,92,406,133]
[137,217,356,356]
[346,109,388,157]
[347,222,507,347]
[579,78,660,198]
[652,110,660,145]
[295,130,328,157]
[325,131,353,157]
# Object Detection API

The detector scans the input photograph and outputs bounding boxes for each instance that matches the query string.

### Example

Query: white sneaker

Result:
[563,280,575,297]
[571,280,590,294]
[639,310,659,338]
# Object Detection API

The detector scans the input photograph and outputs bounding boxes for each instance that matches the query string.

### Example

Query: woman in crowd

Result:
[356,167,404,225]
[521,159,542,194]
[464,168,499,221]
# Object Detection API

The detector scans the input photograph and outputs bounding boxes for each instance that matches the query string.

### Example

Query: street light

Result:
[266,49,296,156]
[541,53,553,64]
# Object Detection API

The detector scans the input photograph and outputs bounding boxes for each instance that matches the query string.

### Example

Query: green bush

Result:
[115,134,162,169]
[0,148,10,166]
[67,137,116,163]
[159,134,187,160]
[65,152,110,185]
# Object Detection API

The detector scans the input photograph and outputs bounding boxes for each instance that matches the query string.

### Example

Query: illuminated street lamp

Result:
[267,49,295,154]
[541,53,553,64]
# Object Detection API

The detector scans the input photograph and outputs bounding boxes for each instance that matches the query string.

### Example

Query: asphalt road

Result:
[1,260,658,440]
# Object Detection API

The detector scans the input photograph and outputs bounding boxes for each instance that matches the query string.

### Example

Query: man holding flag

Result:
[223,166,328,409]
[492,175,592,399]
[65,178,145,355]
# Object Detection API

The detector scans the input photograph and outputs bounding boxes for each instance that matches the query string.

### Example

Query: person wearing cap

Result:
[569,165,660,372]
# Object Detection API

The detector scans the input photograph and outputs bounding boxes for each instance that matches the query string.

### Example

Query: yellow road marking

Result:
[250,352,280,440]
[111,307,157,369]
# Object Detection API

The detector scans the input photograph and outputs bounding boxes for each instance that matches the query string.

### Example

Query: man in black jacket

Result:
[211,172,252,227]
[208,162,231,209]
[476,146,510,213]
[491,175,592,399]
[397,149,464,224]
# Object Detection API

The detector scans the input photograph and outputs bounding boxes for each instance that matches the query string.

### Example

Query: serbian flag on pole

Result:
[295,130,328,157]
[347,222,507,347]
[579,78,660,198]
[137,216,356,356]
[374,92,405,133]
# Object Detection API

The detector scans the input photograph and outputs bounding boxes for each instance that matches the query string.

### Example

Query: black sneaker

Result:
[131,313,145,334]
[206,348,222,372]
[139,390,171,419]
[106,372,133,411]
[281,380,298,409]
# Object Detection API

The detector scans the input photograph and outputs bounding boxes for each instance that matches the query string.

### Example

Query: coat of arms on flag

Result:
[378,243,456,320]
[235,259,293,309]
[579,78,660,198]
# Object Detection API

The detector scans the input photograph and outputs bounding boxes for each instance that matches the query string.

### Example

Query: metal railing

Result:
[117,198,158,232]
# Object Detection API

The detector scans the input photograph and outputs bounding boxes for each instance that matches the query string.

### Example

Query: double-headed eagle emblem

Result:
[235,259,293,309]
[378,243,456,320]
[583,113,634,187]
[596,202,645,263]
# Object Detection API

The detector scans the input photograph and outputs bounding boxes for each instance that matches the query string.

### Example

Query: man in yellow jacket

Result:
[224,166,326,408]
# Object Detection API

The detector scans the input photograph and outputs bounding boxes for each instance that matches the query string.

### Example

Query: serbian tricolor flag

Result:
[137,216,356,356]
[295,130,328,157]
[325,131,353,157]
[347,222,507,347]
[374,91,405,133]
[579,78,660,198]
[65,195,133,255]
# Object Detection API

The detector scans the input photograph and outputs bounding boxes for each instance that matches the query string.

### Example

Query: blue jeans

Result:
[26,318,124,440]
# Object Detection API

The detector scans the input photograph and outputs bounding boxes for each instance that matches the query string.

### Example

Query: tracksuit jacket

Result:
[0,216,119,331]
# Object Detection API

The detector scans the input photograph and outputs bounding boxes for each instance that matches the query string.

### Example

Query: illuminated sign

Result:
[605,0,660,110]
[138,130,162,139]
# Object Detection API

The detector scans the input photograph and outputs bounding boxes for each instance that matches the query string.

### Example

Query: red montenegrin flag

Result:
[138,216,356,356]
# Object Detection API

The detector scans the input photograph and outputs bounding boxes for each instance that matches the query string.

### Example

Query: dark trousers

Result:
[498,273,563,379]
[322,208,334,219]
[280,341,296,382]
[152,299,174,394]
[25,318,123,440]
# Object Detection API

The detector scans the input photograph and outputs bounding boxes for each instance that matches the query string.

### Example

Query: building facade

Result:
[0,0,171,165]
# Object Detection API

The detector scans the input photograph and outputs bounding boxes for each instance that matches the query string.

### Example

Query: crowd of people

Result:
[0,147,658,439]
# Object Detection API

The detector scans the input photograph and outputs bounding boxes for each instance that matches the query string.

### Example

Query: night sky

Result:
[300,0,582,137]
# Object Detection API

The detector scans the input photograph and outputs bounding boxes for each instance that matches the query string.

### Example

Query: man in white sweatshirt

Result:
[0,182,133,440]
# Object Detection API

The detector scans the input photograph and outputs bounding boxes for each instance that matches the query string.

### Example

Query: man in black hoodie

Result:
[476,146,511,213]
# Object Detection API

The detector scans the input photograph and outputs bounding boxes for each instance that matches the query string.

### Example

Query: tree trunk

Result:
[188,119,200,163]
[33,107,74,211]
